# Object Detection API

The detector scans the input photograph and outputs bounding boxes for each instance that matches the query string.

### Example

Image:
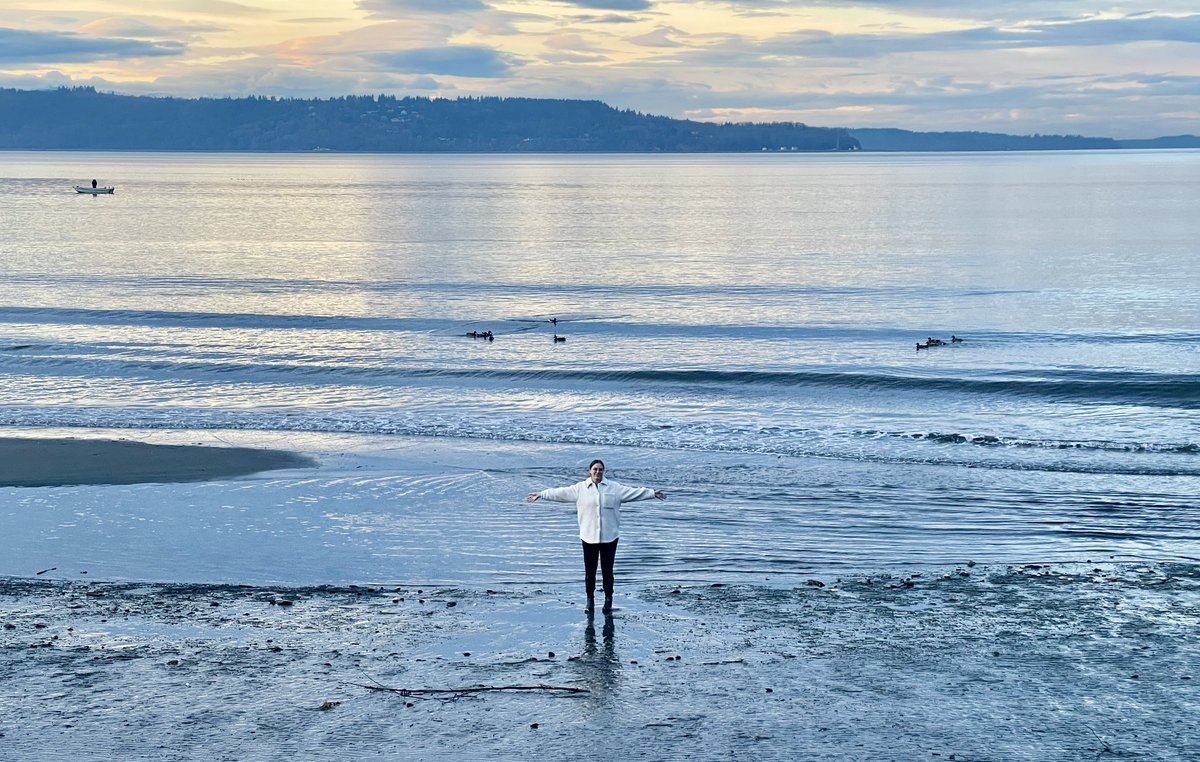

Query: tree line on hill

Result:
[0,87,855,153]
[1,87,1195,153]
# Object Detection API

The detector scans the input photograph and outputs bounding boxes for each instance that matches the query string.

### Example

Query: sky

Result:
[2,1,1198,138]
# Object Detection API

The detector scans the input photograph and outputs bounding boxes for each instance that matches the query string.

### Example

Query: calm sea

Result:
[0,150,1197,584]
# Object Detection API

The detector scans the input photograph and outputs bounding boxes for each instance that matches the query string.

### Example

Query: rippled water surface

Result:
[0,150,1197,583]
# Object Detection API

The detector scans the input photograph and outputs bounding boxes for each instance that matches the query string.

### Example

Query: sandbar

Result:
[0,436,315,488]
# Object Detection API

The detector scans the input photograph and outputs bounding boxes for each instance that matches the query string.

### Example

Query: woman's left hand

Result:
[654,490,667,500]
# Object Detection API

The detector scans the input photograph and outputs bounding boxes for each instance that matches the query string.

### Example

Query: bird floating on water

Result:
[916,335,963,350]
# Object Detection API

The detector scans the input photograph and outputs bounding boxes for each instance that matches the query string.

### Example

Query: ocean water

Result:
[0,150,1197,585]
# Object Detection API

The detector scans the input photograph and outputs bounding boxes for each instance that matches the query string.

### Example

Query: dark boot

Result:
[585,595,595,613]
[602,594,613,613]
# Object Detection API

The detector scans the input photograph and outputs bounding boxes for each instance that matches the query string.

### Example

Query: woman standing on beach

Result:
[527,459,666,613]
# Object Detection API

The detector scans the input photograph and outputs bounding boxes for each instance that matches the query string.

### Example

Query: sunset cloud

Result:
[0,27,186,63]
[368,45,516,77]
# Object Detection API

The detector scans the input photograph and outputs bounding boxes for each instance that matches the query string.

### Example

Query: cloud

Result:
[573,14,641,24]
[544,33,593,50]
[629,26,685,47]
[650,13,1200,68]
[368,45,516,77]
[543,50,611,63]
[715,1,1200,28]
[1029,14,1200,46]
[0,27,186,63]
[598,68,1200,137]
[0,69,110,90]
[555,0,653,10]
[541,32,612,62]
[275,21,459,58]
[348,0,534,38]
[169,0,274,16]
[356,0,491,15]
[24,58,451,100]
[861,13,1200,57]
[79,18,223,40]
[1,1,1195,139]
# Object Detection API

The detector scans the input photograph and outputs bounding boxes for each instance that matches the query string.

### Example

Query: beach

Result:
[3,561,1197,760]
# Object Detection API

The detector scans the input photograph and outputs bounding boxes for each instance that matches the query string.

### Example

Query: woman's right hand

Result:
[526,493,541,503]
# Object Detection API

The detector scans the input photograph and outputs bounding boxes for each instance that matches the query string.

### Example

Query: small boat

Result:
[75,185,115,194]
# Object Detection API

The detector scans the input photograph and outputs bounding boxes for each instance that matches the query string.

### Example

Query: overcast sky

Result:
[3,1,1198,137]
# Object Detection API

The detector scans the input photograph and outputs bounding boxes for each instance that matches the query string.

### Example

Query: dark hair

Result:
[588,459,605,471]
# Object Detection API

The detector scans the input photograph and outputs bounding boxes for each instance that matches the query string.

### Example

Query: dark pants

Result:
[582,539,619,598]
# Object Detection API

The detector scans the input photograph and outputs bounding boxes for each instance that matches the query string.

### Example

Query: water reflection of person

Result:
[579,610,620,698]
[527,459,666,613]
[583,611,617,661]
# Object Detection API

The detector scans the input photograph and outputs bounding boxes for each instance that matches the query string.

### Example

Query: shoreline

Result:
[0,436,315,488]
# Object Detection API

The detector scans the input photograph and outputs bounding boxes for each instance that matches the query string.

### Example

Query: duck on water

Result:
[916,335,963,350]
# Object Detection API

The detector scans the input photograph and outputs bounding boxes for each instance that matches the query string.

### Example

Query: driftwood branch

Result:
[351,679,588,701]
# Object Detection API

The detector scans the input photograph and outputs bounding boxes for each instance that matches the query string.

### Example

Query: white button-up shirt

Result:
[537,478,658,544]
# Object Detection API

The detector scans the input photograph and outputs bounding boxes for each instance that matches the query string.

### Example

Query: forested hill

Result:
[0,87,855,153]
[3,88,1194,152]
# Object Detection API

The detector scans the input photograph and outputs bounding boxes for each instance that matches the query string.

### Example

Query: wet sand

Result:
[0,437,316,488]
[1,563,1197,760]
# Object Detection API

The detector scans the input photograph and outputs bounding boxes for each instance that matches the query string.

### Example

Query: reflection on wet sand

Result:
[578,611,619,696]
[583,611,616,659]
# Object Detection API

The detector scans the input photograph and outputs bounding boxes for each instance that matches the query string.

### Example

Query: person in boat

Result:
[527,459,666,614]
[91,179,97,189]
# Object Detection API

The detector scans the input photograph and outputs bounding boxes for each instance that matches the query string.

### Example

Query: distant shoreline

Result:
[4,146,1200,156]
[0,437,315,488]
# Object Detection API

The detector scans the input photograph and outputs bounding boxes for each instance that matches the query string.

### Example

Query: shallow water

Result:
[0,431,1195,587]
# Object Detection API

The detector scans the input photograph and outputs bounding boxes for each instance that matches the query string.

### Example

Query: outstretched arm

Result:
[527,484,579,504]
[618,484,666,502]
